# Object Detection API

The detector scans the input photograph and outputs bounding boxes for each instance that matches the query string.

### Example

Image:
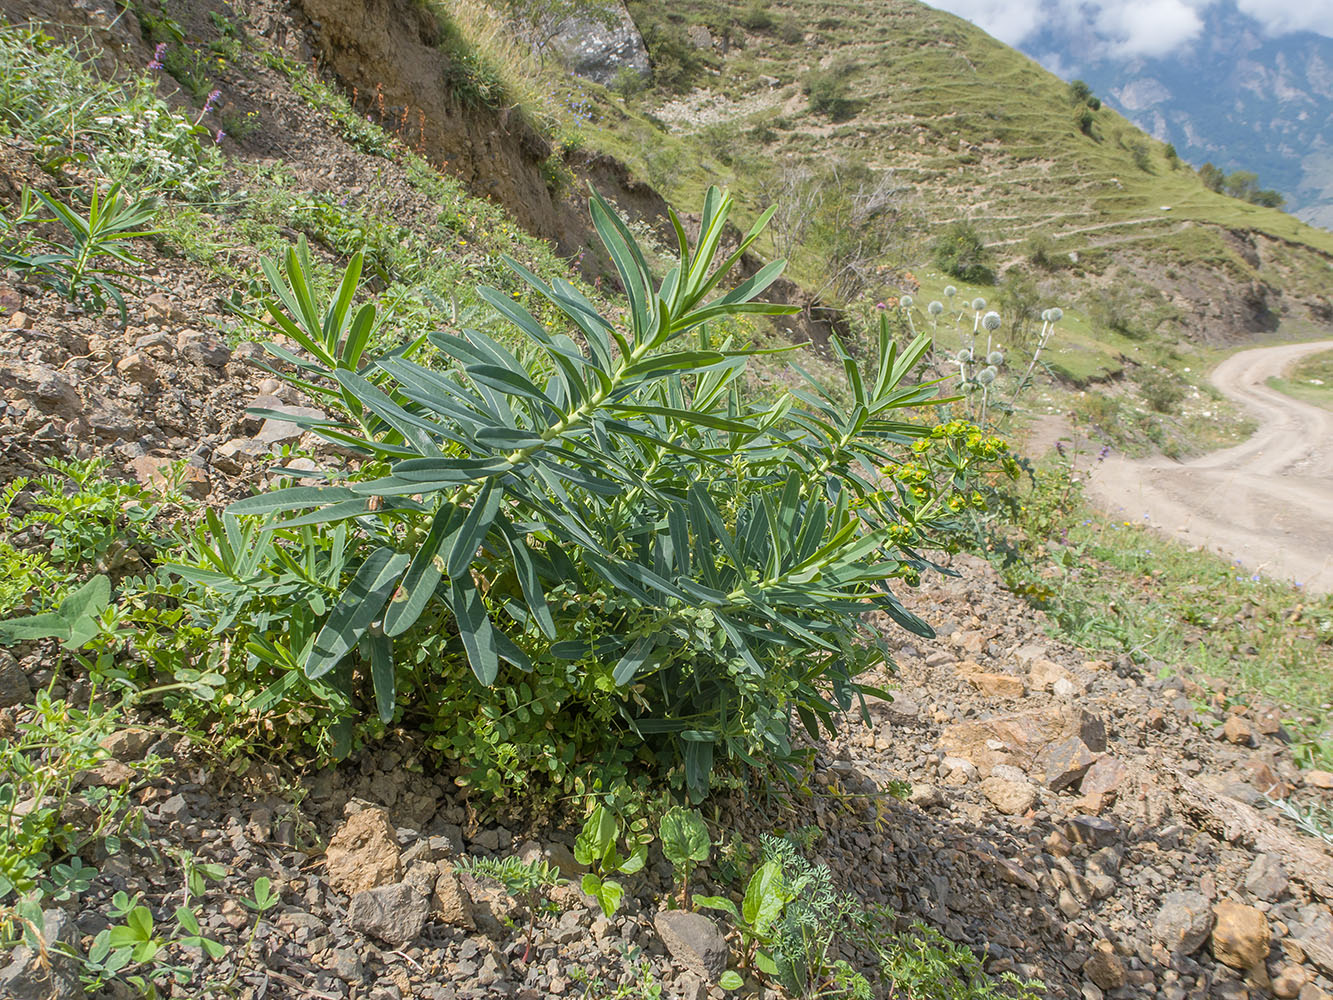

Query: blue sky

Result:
[926,0,1333,60]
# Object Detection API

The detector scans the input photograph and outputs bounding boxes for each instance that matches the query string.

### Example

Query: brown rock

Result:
[1212,900,1271,969]
[80,760,134,787]
[431,867,474,928]
[1255,708,1284,735]
[324,807,402,896]
[5,310,33,330]
[1239,756,1289,798]
[115,353,155,382]
[981,775,1036,815]
[143,292,185,325]
[960,666,1025,698]
[1064,815,1118,848]
[100,728,155,761]
[1083,945,1125,990]
[939,705,1107,777]
[1028,657,1077,692]
[129,455,210,499]
[1224,715,1257,746]
[1305,770,1333,790]
[1272,964,1310,999]
[1146,707,1167,731]
[1080,755,1128,796]
[1034,736,1096,790]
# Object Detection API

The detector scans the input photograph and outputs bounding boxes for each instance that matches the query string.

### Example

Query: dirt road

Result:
[1087,339,1333,594]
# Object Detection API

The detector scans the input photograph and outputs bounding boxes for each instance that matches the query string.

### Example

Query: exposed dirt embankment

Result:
[290,0,849,349]
[292,0,588,251]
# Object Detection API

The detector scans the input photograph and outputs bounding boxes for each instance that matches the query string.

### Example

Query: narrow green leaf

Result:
[306,548,408,679]
[612,635,655,686]
[364,632,396,723]
[383,503,462,637]
[228,486,359,516]
[447,480,500,579]
[450,573,498,684]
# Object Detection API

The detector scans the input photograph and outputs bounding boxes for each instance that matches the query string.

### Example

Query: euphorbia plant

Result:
[207,185,1012,799]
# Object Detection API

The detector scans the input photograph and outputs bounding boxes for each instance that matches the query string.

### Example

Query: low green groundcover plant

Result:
[157,186,1013,802]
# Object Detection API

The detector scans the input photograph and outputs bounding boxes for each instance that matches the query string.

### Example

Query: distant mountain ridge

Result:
[1016,2,1333,230]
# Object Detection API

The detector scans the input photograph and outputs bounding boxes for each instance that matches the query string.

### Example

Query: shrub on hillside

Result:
[804,59,857,120]
[931,220,994,284]
[175,189,1014,805]
[1127,138,1152,172]
[1137,367,1187,413]
[738,0,773,31]
[1024,233,1061,271]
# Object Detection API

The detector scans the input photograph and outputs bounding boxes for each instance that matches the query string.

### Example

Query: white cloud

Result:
[1235,0,1333,37]
[927,0,1333,58]
[926,0,1049,45]
[1094,0,1207,57]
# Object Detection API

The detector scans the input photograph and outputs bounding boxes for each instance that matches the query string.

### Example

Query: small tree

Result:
[1074,105,1094,136]
[1199,162,1225,192]
[1225,170,1261,202]
[1068,79,1092,104]
[1127,138,1152,172]
[804,59,857,119]
[932,220,993,284]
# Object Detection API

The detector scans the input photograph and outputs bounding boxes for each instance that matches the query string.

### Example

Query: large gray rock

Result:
[0,908,81,999]
[1243,854,1288,902]
[1153,891,1214,955]
[549,2,650,86]
[654,909,729,982]
[347,883,429,946]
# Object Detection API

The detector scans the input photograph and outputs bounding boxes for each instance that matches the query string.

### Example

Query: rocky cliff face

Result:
[549,1,650,87]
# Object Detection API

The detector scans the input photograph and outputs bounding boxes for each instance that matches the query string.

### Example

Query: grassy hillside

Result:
[614,0,1333,261]
[519,0,1333,454]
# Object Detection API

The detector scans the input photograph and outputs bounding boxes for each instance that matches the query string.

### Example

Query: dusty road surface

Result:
[1087,339,1333,594]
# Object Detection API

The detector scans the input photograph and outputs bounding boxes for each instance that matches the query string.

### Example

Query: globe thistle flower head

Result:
[978,366,998,385]
[956,348,973,363]
[1048,307,1064,322]
[971,297,987,311]
[981,311,1002,331]
[1040,309,1051,322]
[928,300,944,315]
[987,350,1004,366]
[944,285,957,298]
[900,295,914,308]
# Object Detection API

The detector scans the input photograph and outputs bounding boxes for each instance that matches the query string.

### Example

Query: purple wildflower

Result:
[1055,441,1066,458]
[214,129,226,143]
[1097,444,1110,462]
[203,89,222,115]
[148,42,167,71]
[875,301,887,310]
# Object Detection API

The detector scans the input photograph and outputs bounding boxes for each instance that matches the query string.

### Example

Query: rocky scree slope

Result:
[8,553,1333,999]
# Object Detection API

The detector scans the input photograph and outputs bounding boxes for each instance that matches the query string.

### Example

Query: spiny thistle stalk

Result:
[1009,306,1062,415]
[900,294,916,336]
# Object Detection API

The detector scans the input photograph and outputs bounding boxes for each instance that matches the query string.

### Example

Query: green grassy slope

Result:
[617,0,1333,261]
